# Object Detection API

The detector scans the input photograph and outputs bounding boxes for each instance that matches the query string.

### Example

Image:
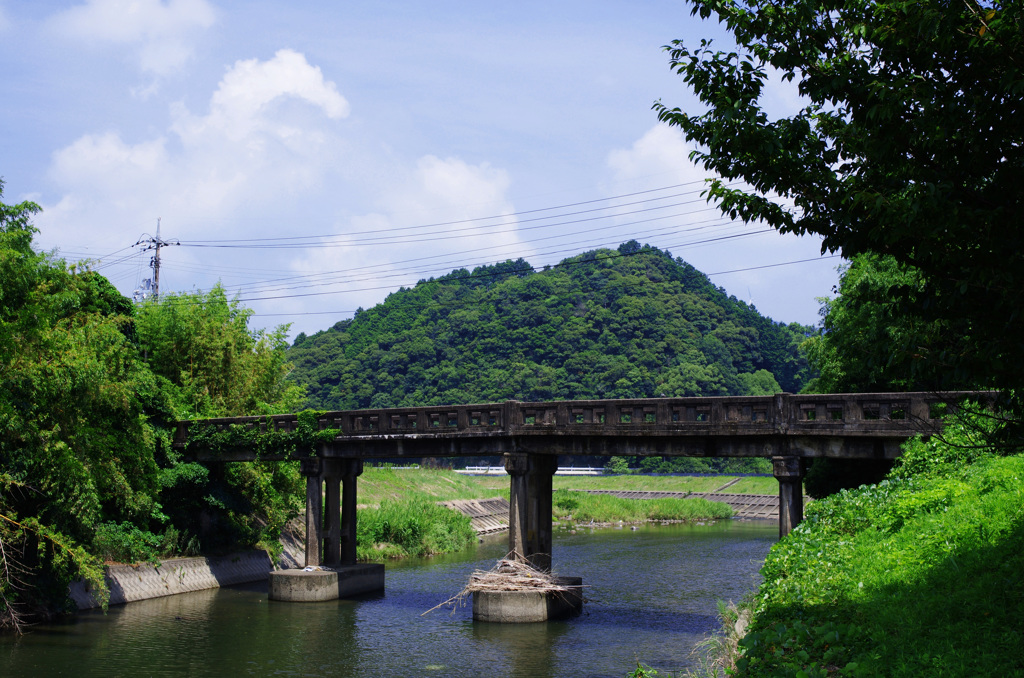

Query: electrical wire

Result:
[249,254,841,318]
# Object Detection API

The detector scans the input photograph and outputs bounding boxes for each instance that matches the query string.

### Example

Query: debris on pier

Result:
[423,552,576,615]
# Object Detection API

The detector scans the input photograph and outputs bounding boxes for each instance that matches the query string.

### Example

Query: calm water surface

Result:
[1,521,775,677]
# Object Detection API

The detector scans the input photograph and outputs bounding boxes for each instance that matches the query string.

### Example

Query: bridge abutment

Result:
[772,456,805,538]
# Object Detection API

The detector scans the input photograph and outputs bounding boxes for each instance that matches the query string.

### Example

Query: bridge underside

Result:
[296,451,809,571]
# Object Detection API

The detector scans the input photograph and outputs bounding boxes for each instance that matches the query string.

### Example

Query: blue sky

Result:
[0,0,839,338]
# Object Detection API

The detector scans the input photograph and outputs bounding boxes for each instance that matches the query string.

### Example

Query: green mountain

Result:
[288,241,813,409]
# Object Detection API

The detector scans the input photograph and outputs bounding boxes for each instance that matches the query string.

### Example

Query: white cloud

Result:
[287,154,524,320]
[41,49,350,245]
[392,155,511,221]
[173,49,349,143]
[606,124,706,187]
[50,0,216,75]
[38,49,525,334]
[604,124,836,325]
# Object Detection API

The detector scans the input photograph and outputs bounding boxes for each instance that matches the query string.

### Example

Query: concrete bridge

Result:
[174,391,986,578]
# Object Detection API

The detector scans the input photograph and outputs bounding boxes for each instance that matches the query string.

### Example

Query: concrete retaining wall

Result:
[69,551,276,610]
[438,498,510,534]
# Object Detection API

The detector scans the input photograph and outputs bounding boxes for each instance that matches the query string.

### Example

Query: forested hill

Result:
[287,241,813,409]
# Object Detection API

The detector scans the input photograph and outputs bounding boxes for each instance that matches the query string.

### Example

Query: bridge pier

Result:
[301,458,323,567]
[479,452,581,622]
[272,456,382,602]
[322,459,363,566]
[772,456,805,538]
[504,452,557,571]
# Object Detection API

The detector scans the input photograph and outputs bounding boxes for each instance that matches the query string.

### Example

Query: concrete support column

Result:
[506,453,529,561]
[504,452,558,571]
[323,464,341,565]
[772,456,805,538]
[315,458,363,567]
[339,459,363,566]
[300,458,323,567]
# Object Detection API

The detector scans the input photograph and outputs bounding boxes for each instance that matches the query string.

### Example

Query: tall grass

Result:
[552,489,733,523]
[356,497,475,561]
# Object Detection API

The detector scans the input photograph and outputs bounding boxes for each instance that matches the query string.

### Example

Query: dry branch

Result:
[423,551,578,615]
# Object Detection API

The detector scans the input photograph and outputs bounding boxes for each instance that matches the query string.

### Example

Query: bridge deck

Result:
[174,392,988,461]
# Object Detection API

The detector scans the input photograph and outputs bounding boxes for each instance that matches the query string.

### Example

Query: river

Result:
[1,520,775,677]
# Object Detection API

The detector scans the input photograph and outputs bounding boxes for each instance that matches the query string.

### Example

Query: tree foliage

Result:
[656,0,1024,405]
[136,285,304,419]
[0,183,158,626]
[0,182,304,628]
[802,253,946,394]
[289,242,812,409]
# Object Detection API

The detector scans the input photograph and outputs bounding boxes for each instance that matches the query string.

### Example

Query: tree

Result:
[656,0,1024,405]
[135,285,304,418]
[802,253,962,394]
[0,181,156,627]
[134,288,305,552]
[288,245,812,409]
[0,181,307,627]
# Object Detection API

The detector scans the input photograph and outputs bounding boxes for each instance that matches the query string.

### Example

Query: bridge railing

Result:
[173,391,992,450]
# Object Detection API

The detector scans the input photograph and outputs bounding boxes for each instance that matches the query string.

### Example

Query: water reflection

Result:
[1,521,774,677]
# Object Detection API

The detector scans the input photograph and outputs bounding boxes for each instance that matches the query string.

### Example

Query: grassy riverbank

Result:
[698,417,1024,677]
[355,466,775,510]
[353,468,486,560]
[375,469,778,498]
[553,489,733,524]
[352,468,738,560]
[357,467,501,504]
[356,497,476,560]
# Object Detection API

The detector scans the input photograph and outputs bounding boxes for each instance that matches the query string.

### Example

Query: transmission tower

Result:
[134,218,179,300]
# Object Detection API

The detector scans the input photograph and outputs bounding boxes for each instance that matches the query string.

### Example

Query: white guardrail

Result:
[454,466,604,476]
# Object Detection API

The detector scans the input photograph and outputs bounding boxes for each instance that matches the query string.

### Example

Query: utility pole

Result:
[134,218,179,300]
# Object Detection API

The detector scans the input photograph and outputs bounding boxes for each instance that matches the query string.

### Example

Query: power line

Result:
[249,253,841,318]
[182,180,720,245]
[202,214,749,298]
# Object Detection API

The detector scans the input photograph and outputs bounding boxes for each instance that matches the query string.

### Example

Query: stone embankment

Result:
[69,551,276,610]
[437,498,511,534]
[71,521,307,610]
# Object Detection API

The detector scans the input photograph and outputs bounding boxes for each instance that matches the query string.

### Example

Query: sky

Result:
[0,0,840,339]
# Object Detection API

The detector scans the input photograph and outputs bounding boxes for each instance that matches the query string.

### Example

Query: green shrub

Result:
[93,522,173,564]
[890,409,999,481]
[743,454,1024,676]
[553,488,581,512]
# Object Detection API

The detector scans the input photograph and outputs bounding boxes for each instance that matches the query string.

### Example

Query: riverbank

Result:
[354,488,735,560]
[690,420,1024,677]
[552,489,733,525]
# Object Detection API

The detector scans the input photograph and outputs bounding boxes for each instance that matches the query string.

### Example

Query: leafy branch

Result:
[184,410,340,459]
